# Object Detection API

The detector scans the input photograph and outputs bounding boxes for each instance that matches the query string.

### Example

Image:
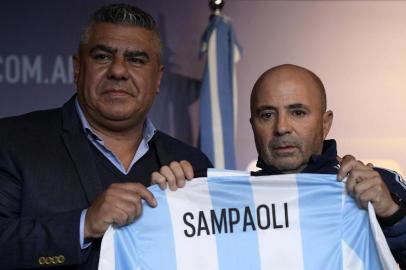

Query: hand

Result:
[338,155,399,217]
[337,155,373,180]
[151,160,194,191]
[84,183,157,239]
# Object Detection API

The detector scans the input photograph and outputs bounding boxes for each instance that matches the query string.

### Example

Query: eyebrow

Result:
[255,103,309,114]
[287,103,309,110]
[89,45,150,61]
[89,44,116,54]
[255,105,276,115]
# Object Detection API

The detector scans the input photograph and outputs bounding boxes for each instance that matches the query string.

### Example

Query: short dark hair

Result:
[79,3,163,61]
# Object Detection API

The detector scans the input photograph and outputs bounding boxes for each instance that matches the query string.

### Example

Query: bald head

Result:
[251,64,327,114]
[249,64,333,173]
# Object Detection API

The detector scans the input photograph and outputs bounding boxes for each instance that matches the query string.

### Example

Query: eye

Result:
[291,110,307,117]
[92,53,111,63]
[259,110,274,120]
[127,56,147,66]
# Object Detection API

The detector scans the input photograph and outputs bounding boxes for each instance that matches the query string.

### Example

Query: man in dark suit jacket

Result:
[0,4,212,269]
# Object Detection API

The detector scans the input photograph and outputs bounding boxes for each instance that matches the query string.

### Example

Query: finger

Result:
[337,155,357,180]
[338,158,367,181]
[180,160,194,180]
[345,176,357,197]
[355,184,393,214]
[355,180,399,217]
[367,163,374,168]
[133,197,142,221]
[111,206,132,226]
[357,186,380,210]
[169,161,186,188]
[151,171,168,190]
[347,169,379,186]
[109,183,157,208]
[112,186,156,223]
[134,184,157,208]
[160,165,177,191]
[339,155,356,165]
[346,170,375,195]
[346,179,370,210]
[106,184,143,204]
[105,194,139,222]
[346,170,384,210]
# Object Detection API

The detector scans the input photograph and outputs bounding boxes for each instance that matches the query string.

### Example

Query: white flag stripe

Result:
[166,180,220,270]
[207,168,249,178]
[342,240,364,270]
[250,175,304,269]
[208,29,225,169]
[98,226,116,270]
[200,16,239,169]
[367,203,400,270]
[232,44,239,145]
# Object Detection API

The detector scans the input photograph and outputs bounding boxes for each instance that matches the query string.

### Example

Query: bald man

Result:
[250,64,406,267]
[153,64,406,267]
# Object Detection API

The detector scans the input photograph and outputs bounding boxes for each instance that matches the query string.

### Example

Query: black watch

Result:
[377,193,406,227]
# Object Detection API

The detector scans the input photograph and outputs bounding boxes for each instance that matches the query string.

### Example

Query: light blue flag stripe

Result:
[296,174,345,269]
[114,185,178,270]
[207,175,261,269]
[214,19,236,170]
[200,56,215,161]
[342,194,382,268]
[200,15,240,169]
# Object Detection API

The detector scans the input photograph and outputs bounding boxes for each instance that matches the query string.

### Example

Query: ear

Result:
[155,64,165,94]
[73,54,80,85]
[322,110,333,139]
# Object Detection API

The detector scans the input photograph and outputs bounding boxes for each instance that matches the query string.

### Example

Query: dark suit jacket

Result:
[0,96,212,269]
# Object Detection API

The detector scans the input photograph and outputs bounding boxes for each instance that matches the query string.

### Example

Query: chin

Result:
[273,159,304,173]
[99,111,132,121]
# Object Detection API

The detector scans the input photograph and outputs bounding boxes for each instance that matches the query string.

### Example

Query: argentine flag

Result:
[99,170,398,270]
[199,15,240,169]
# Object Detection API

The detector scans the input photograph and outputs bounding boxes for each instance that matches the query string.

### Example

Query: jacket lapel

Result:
[60,96,102,203]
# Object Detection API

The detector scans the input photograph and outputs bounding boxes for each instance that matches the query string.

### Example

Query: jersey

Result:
[98,169,398,270]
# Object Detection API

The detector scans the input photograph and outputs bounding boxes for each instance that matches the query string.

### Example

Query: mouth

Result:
[102,89,132,97]
[272,145,297,154]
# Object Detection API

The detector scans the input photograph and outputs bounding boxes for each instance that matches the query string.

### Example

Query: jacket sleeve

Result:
[381,217,406,269]
[375,168,406,268]
[0,164,85,268]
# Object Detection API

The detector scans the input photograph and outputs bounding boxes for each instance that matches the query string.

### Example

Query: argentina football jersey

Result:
[98,169,398,270]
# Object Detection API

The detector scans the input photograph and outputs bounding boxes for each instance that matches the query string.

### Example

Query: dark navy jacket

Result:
[0,96,212,270]
[253,139,406,269]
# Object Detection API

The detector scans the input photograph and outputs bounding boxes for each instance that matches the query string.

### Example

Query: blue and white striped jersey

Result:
[99,170,398,270]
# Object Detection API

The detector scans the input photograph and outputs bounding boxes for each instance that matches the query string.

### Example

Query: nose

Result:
[275,113,292,136]
[107,58,129,80]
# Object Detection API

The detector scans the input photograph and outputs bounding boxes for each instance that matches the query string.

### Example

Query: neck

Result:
[279,165,307,174]
[88,119,145,171]
[256,158,307,175]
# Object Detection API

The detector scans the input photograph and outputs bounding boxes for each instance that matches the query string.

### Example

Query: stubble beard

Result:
[266,136,306,173]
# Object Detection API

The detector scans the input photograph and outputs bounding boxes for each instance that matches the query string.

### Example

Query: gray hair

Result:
[79,3,163,62]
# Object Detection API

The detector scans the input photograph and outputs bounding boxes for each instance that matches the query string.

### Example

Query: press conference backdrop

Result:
[1,0,405,173]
